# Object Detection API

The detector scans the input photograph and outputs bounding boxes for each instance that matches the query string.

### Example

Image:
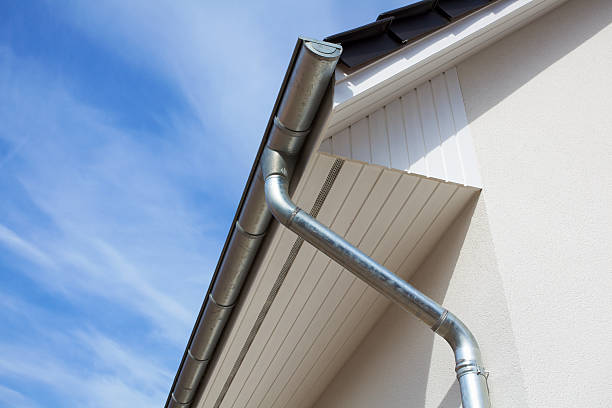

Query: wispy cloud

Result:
[0,36,221,405]
[0,46,215,341]
[0,327,170,408]
[53,0,342,165]
[0,385,41,408]
[0,224,55,269]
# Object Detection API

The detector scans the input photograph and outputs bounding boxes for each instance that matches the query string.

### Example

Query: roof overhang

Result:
[330,0,568,135]
[170,0,568,406]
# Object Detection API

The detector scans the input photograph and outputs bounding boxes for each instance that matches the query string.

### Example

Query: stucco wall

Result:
[313,0,612,406]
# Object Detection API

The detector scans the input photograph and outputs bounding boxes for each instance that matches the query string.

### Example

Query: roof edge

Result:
[166,38,341,408]
[328,0,567,136]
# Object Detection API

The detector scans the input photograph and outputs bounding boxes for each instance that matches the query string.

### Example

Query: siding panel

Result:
[369,108,391,167]
[431,74,464,181]
[402,91,428,176]
[319,137,332,154]
[294,295,391,408]
[385,99,410,171]
[266,171,403,408]
[349,117,370,163]
[416,80,446,180]
[330,127,350,158]
[321,69,481,188]
[445,68,482,187]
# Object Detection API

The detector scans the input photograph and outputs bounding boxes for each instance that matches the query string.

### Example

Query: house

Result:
[166,0,612,406]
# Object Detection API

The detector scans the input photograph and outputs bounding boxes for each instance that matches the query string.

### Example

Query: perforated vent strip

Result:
[212,158,345,408]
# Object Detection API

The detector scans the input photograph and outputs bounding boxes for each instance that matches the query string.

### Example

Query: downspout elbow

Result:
[435,311,490,408]
[261,147,299,227]
[264,173,298,227]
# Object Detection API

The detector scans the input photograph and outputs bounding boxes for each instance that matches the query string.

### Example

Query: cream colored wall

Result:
[313,0,612,407]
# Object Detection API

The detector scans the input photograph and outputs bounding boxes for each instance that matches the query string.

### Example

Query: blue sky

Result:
[0,1,409,406]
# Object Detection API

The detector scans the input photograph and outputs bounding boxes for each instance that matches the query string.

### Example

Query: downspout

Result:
[261,151,491,408]
[259,73,492,408]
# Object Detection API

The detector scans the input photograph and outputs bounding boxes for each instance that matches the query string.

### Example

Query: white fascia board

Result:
[329,0,567,135]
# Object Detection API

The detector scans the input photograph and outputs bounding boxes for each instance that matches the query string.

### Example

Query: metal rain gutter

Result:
[166,38,342,408]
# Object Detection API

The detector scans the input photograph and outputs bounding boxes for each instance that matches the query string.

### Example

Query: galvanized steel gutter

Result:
[166,38,342,408]
[167,37,491,408]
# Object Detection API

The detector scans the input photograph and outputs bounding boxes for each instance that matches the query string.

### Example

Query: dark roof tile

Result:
[387,10,449,42]
[325,17,394,44]
[437,0,492,21]
[325,0,499,70]
[377,0,436,20]
[325,18,401,68]
[340,31,401,69]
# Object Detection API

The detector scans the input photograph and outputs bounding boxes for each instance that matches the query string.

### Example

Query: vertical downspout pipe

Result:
[261,152,491,407]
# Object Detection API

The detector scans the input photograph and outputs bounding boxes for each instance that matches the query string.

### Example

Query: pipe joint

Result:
[236,168,272,236]
[189,297,234,361]
[235,221,265,239]
[430,309,448,332]
[433,311,490,407]
[455,359,488,379]
[261,147,293,180]
[262,174,299,226]
[434,311,480,359]
[267,116,310,155]
[169,394,191,408]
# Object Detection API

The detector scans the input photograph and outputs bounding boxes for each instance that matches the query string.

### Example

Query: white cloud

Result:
[0,46,216,345]
[52,0,340,163]
[0,224,55,269]
[75,330,173,389]
[0,329,169,408]
[0,385,41,408]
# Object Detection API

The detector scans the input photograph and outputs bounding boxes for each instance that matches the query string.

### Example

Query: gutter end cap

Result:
[301,38,343,60]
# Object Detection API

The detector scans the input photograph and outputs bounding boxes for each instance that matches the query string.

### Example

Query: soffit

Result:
[193,62,483,408]
[321,68,481,188]
[194,151,478,408]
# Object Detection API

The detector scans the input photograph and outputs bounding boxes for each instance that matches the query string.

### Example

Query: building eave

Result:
[168,0,571,406]
[329,0,568,136]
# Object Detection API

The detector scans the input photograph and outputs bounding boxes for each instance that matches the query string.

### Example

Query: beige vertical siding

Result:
[194,152,477,408]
